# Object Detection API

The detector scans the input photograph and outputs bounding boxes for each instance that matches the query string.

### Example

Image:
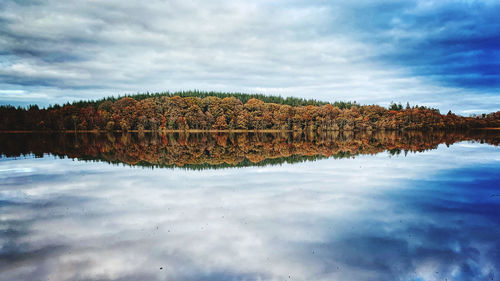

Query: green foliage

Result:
[133,155,328,170]
[389,102,403,111]
[332,101,358,109]
[55,90,332,109]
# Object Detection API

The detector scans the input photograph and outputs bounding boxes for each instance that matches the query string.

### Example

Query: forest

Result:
[1,131,498,169]
[1,91,499,132]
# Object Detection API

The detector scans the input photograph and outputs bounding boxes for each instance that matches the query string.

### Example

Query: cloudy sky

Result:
[0,0,499,114]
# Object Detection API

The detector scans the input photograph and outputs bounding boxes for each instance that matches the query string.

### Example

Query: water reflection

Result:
[1,130,499,169]
[0,132,499,281]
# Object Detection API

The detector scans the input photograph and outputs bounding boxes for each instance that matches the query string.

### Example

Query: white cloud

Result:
[0,0,498,113]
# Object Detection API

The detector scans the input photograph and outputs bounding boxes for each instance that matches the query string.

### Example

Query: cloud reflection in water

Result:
[0,143,499,281]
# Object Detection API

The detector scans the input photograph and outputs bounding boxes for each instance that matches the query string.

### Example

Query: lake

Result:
[0,131,499,281]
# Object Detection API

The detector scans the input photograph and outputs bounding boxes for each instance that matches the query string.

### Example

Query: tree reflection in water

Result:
[1,130,498,168]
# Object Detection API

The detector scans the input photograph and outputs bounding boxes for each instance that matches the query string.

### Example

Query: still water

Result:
[0,131,499,281]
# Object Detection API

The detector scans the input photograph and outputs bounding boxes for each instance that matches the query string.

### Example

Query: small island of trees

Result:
[0,91,499,132]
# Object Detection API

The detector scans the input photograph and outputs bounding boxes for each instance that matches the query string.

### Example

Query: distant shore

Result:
[0,129,292,133]
[2,93,499,133]
[1,128,499,134]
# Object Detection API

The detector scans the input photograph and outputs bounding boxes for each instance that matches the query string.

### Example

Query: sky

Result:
[0,0,499,114]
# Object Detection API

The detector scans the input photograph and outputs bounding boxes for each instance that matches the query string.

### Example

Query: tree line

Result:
[1,92,499,131]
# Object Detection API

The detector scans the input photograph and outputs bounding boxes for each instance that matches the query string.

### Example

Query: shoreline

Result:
[0,129,293,134]
[0,128,499,134]
[476,127,500,130]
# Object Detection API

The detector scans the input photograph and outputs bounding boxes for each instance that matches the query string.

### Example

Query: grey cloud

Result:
[0,0,498,113]
[328,1,500,88]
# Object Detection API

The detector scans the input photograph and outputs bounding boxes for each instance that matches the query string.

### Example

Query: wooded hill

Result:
[0,91,499,131]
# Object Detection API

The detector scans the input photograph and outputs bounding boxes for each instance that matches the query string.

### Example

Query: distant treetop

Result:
[62,90,340,109]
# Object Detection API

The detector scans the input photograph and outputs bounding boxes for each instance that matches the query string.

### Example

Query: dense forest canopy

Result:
[0,91,499,131]
[55,91,334,108]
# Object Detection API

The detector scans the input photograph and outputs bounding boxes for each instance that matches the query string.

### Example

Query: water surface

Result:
[0,131,499,281]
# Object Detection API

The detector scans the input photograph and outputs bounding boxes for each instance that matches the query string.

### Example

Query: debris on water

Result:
[160,267,163,270]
